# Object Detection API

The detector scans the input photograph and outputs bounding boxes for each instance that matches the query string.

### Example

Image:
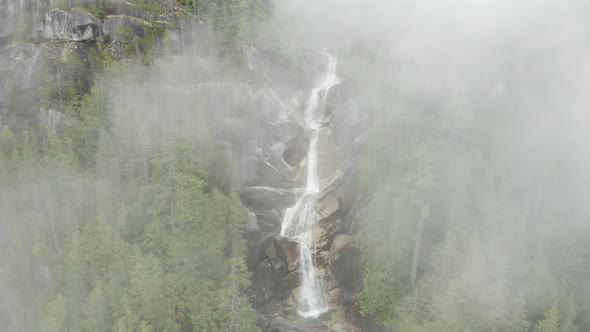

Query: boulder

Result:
[43,9,100,41]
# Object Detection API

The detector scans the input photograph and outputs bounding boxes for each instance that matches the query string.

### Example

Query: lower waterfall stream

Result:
[280,53,341,319]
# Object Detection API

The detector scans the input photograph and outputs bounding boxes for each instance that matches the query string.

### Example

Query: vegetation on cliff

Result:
[0,0,271,331]
[2,1,590,332]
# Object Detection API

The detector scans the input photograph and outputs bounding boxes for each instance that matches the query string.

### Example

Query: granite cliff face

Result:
[232,54,373,330]
[0,0,189,131]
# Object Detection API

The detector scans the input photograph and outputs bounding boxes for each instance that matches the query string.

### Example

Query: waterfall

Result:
[39,108,64,134]
[280,53,341,319]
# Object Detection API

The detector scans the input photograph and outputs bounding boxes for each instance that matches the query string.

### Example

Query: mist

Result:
[1,0,590,331]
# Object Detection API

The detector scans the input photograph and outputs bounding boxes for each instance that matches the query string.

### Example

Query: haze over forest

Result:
[1,0,590,331]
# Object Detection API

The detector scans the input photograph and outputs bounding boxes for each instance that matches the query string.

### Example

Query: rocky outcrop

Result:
[239,187,296,212]
[330,235,362,292]
[250,235,292,307]
[0,0,46,39]
[40,9,151,43]
[43,8,101,41]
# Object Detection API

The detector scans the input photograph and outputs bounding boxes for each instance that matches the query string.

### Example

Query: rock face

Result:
[102,15,149,42]
[0,0,45,39]
[239,187,296,212]
[236,54,371,331]
[250,235,292,307]
[0,0,192,130]
[43,9,101,41]
[283,132,309,166]
[41,10,151,43]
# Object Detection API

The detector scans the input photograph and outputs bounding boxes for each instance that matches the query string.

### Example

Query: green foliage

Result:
[199,0,272,63]
[0,47,259,332]
[88,0,117,19]
[223,258,259,332]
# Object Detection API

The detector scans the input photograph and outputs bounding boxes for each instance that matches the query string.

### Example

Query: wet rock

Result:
[317,190,340,221]
[312,227,330,254]
[249,234,275,270]
[251,236,292,306]
[284,239,300,288]
[239,186,296,211]
[330,236,362,293]
[43,9,100,41]
[255,142,291,187]
[328,288,343,311]
[283,132,309,166]
[329,234,353,264]
[254,209,282,233]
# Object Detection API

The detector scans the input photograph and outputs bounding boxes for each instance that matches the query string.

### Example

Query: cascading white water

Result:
[280,53,341,319]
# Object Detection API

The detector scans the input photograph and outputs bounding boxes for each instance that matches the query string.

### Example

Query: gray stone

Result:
[330,241,362,293]
[254,209,282,233]
[283,132,309,166]
[238,186,296,211]
[329,234,354,264]
[250,236,292,306]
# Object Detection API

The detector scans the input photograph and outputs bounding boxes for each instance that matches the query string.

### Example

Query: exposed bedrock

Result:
[43,9,101,41]
[242,75,372,330]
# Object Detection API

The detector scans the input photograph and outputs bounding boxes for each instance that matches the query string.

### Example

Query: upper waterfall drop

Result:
[303,54,341,130]
[280,53,341,319]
